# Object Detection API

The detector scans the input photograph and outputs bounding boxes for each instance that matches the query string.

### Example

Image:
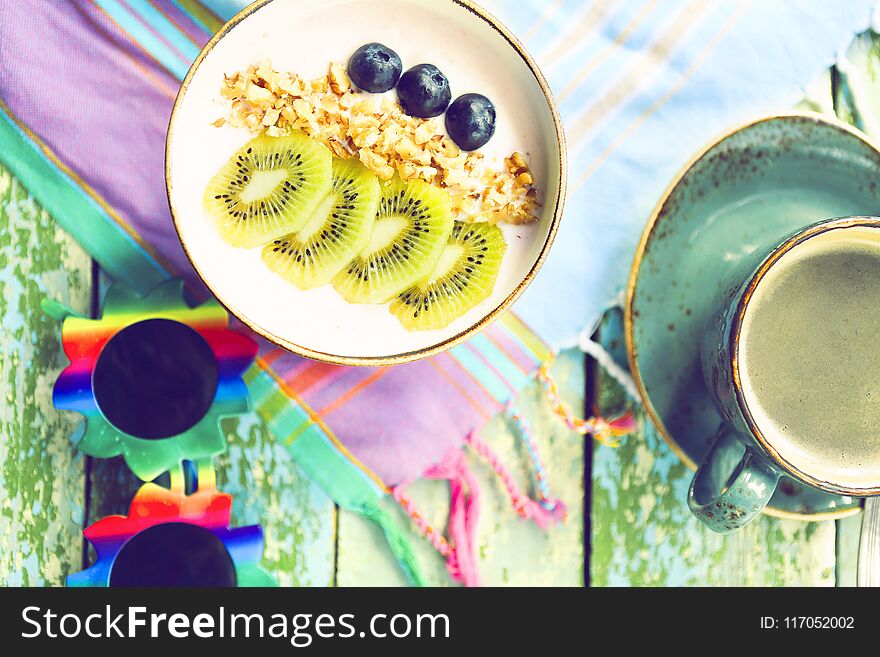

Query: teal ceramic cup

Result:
[689,216,880,533]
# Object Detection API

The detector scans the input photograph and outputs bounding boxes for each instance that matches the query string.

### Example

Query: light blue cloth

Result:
[493,0,878,347]
[206,0,877,350]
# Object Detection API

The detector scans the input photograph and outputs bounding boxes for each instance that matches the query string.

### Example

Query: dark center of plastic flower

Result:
[109,522,237,587]
[93,318,219,440]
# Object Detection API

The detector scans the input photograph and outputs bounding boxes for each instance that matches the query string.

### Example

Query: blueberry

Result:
[397,64,451,118]
[347,43,402,93]
[445,93,496,151]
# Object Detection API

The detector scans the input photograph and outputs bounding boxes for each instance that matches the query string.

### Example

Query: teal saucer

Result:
[626,112,880,520]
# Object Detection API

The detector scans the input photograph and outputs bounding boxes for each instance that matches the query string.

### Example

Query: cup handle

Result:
[688,425,781,533]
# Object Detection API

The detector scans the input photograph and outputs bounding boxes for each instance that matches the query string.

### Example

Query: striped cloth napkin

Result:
[0,0,873,585]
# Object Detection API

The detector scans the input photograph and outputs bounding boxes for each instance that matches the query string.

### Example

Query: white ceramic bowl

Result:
[166,0,565,365]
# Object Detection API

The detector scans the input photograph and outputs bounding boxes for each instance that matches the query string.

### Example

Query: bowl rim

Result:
[165,0,567,366]
[624,111,880,521]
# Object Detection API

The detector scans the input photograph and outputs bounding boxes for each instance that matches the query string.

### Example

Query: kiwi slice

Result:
[390,221,506,331]
[261,158,380,289]
[203,132,332,248]
[333,177,453,303]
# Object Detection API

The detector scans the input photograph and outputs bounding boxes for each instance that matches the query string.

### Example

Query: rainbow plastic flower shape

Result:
[68,482,276,587]
[53,280,257,481]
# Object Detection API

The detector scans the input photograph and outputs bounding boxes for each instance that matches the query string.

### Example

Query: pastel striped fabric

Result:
[0,0,549,495]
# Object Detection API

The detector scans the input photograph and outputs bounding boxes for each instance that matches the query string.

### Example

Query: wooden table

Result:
[0,162,861,586]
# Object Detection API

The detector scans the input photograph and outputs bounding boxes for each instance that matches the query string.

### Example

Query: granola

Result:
[216,60,539,224]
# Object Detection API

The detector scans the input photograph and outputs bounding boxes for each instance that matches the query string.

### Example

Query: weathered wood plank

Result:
[590,309,837,586]
[336,348,585,586]
[86,270,337,586]
[214,413,336,586]
[836,515,861,587]
[0,165,92,586]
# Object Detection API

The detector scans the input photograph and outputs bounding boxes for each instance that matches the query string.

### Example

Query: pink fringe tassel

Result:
[424,449,482,587]
[392,385,599,586]
[390,431,570,587]
[388,362,638,587]
[390,448,483,587]
[466,430,567,529]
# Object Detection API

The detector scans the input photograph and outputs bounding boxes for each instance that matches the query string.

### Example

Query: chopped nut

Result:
[338,91,358,110]
[351,127,379,148]
[243,113,261,132]
[262,107,281,127]
[394,137,419,159]
[216,59,539,223]
[414,122,435,145]
[328,62,350,95]
[255,60,282,93]
[244,82,275,107]
[416,165,438,181]
[328,140,352,159]
[220,72,246,99]
[464,152,483,172]
[320,94,340,113]
[437,136,460,158]
[396,160,420,180]
[515,171,533,186]
[442,167,471,188]
[358,148,395,180]
[291,98,313,120]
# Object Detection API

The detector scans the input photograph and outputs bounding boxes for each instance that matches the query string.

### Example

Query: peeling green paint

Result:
[0,165,90,586]
[590,321,836,587]
[215,413,335,587]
